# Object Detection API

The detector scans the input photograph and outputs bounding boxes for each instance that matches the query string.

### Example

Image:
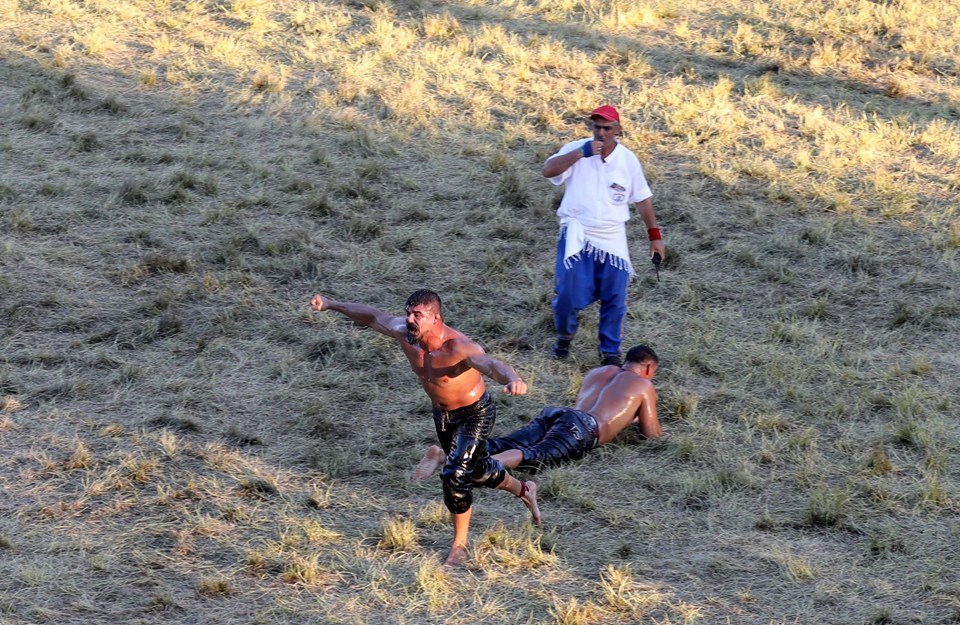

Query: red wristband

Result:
[647,228,662,241]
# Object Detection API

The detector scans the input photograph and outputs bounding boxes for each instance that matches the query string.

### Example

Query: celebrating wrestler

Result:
[414,345,661,477]
[310,289,540,566]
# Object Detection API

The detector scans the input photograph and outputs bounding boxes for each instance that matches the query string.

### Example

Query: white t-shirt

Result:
[548,139,652,227]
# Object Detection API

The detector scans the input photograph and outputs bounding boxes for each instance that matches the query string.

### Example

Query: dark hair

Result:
[405,289,442,314]
[625,344,658,365]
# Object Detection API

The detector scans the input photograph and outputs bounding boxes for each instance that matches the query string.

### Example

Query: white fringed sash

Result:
[560,218,635,277]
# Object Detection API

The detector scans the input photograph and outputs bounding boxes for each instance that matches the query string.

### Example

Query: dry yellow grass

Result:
[2,0,959,623]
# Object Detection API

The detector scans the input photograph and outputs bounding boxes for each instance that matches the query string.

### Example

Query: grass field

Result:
[2,0,959,623]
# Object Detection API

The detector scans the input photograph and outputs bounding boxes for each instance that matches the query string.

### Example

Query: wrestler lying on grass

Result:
[414,345,661,478]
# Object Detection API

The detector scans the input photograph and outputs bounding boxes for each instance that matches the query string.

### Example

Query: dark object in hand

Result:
[652,252,661,282]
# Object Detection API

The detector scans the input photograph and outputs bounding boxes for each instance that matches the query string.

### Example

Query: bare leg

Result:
[493,449,523,471]
[446,508,472,566]
[413,445,445,481]
[497,474,541,526]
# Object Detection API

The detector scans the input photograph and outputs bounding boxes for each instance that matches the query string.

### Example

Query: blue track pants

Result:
[552,232,629,355]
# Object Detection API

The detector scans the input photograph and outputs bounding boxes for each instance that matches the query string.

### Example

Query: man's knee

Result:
[441,461,473,513]
[473,459,506,489]
[442,461,469,487]
[599,300,627,321]
[442,482,472,514]
[440,455,504,512]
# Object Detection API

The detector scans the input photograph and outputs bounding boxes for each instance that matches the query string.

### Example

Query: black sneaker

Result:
[552,338,571,360]
[600,352,622,367]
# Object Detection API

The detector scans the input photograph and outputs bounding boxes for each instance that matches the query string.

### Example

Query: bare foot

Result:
[519,480,542,526]
[412,446,445,481]
[444,544,468,567]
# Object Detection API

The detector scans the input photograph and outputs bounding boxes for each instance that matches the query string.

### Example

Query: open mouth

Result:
[406,324,419,344]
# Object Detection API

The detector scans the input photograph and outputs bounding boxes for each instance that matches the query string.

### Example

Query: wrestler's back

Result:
[575,366,647,444]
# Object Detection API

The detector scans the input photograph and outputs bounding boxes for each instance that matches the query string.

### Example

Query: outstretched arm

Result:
[463,346,527,396]
[310,294,405,339]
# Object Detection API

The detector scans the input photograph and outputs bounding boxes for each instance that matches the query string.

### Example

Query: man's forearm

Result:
[489,361,522,386]
[324,300,384,328]
[542,150,582,178]
[635,198,658,229]
[637,398,662,439]
[473,356,521,385]
[472,355,527,395]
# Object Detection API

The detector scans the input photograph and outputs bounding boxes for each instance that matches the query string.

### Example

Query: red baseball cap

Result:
[590,105,620,122]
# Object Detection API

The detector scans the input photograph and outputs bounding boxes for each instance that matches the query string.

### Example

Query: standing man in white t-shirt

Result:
[542,105,666,366]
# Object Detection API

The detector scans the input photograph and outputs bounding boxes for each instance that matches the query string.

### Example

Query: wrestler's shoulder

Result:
[614,369,652,389]
[443,334,483,353]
